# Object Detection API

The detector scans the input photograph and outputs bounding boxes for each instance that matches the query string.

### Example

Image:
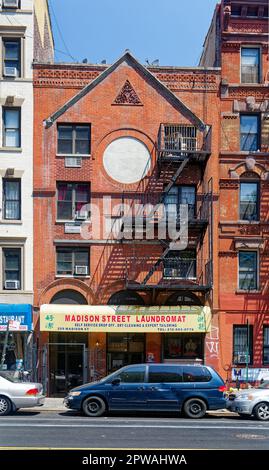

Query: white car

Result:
[0,372,45,416]
[227,380,269,420]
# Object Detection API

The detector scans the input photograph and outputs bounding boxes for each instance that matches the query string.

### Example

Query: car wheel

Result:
[183,398,207,419]
[82,396,106,417]
[0,396,12,416]
[254,402,269,421]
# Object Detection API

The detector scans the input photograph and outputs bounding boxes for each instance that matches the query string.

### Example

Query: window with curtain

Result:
[57,125,91,155]
[57,183,90,220]
[233,325,253,365]
[241,48,260,84]
[3,108,21,147]
[240,182,259,221]
[239,251,258,290]
[240,115,259,151]
[3,179,21,220]
[3,248,21,288]
[3,39,21,77]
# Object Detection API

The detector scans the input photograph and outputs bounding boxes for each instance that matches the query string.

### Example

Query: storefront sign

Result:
[40,305,211,333]
[0,304,33,332]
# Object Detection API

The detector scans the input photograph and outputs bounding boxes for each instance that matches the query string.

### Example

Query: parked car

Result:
[64,363,227,418]
[0,372,45,416]
[227,380,269,421]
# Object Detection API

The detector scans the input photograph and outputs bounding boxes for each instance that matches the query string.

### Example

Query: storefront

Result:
[40,304,211,396]
[0,304,33,373]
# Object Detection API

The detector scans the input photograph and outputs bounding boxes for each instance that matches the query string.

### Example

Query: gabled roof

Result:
[45,51,206,131]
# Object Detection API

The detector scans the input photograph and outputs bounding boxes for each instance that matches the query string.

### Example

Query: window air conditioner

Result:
[65,157,82,168]
[238,354,250,364]
[75,211,88,220]
[3,0,19,8]
[5,280,20,290]
[4,67,17,78]
[75,266,88,276]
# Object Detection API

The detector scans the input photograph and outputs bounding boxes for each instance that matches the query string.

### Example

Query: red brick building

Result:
[33,0,269,395]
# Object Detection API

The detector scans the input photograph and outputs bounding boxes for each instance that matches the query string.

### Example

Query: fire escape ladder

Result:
[141,246,172,286]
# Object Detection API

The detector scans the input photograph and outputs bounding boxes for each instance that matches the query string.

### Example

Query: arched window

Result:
[239,172,260,221]
[108,290,145,306]
[50,289,87,305]
[165,292,202,306]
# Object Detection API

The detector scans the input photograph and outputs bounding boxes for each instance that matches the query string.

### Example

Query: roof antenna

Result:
[152,59,159,66]
[82,58,88,64]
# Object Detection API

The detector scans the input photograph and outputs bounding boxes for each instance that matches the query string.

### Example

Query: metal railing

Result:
[158,124,212,156]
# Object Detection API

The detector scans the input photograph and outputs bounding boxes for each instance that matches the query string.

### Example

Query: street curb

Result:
[20,408,239,417]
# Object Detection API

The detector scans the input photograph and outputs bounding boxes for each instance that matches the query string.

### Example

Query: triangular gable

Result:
[44,52,206,131]
[113,80,143,106]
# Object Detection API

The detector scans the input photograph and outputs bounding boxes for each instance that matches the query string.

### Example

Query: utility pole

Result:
[0,321,10,370]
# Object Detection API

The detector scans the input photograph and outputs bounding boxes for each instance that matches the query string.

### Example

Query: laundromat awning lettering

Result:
[40,305,211,333]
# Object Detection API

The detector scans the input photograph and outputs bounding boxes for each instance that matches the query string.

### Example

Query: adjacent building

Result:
[0,0,53,373]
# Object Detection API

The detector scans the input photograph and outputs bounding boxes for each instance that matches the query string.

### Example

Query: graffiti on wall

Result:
[205,326,220,359]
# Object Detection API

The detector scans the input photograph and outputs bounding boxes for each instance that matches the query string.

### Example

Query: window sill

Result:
[237,220,260,224]
[0,147,22,153]
[55,275,91,279]
[0,220,22,225]
[56,154,91,158]
[235,289,261,294]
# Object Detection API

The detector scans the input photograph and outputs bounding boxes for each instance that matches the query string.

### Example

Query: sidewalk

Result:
[23,398,237,416]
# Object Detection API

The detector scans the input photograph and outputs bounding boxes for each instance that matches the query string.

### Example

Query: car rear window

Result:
[148,365,182,383]
[182,366,212,383]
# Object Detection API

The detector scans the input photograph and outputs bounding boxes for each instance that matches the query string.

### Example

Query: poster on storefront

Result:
[232,368,269,382]
[40,305,211,333]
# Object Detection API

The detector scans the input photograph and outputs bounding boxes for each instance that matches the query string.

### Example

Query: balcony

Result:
[125,256,212,291]
[158,124,212,163]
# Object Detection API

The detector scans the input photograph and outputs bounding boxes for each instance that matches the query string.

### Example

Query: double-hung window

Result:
[56,248,89,276]
[3,248,21,290]
[164,186,196,220]
[3,39,21,78]
[263,327,269,365]
[239,251,258,291]
[57,183,90,220]
[3,108,21,148]
[57,125,91,155]
[3,179,21,220]
[240,115,259,152]
[233,325,253,365]
[163,250,196,279]
[239,182,259,221]
[241,48,260,84]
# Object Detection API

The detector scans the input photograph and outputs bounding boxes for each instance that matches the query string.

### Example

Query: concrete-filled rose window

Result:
[103,137,151,184]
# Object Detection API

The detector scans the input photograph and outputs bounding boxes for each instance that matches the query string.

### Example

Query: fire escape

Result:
[122,123,213,293]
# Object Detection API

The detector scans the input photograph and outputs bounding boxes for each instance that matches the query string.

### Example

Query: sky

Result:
[48,0,219,67]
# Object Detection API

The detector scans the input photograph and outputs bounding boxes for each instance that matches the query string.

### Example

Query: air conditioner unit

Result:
[75,266,88,276]
[75,211,88,220]
[5,280,20,290]
[4,67,17,78]
[3,0,19,8]
[237,354,251,364]
[65,157,82,168]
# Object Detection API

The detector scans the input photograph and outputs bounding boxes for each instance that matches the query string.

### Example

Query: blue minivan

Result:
[64,364,227,418]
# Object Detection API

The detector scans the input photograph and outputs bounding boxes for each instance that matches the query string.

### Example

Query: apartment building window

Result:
[56,248,89,276]
[263,327,269,365]
[240,115,259,151]
[57,183,90,220]
[2,248,21,290]
[239,251,258,291]
[3,39,21,78]
[239,182,259,221]
[164,186,196,219]
[2,0,20,9]
[163,250,196,279]
[233,325,253,365]
[3,108,21,147]
[241,48,260,84]
[3,179,21,220]
[57,125,91,155]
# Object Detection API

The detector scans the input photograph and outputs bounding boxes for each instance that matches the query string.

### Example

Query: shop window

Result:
[263,327,269,365]
[2,38,21,78]
[182,366,212,383]
[163,334,203,360]
[241,48,260,84]
[164,185,196,220]
[239,182,259,221]
[163,250,196,279]
[240,115,259,151]
[3,179,21,220]
[57,124,91,155]
[114,365,146,383]
[56,247,89,276]
[2,108,21,148]
[231,4,241,16]
[148,365,182,383]
[246,6,259,17]
[57,182,90,220]
[3,248,21,290]
[238,251,258,291]
[233,325,253,365]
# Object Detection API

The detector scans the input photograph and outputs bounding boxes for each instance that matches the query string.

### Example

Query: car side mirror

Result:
[111,378,121,386]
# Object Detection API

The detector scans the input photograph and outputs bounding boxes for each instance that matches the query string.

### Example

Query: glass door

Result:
[49,343,86,397]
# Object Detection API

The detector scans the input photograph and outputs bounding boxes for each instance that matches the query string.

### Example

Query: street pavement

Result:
[0,407,269,449]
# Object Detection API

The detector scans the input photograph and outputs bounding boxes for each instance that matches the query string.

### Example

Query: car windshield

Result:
[257,381,269,389]
[0,371,21,383]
